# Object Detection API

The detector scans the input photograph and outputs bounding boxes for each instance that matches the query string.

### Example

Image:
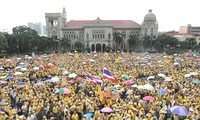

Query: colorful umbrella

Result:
[143,96,154,101]
[55,88,70,94]
[68,73,77,78]
[50,76,60,82]
[76,77,83,82]
[34,81,44,86]
[122,74,129,79]
[84,113,94,119]
[101,107,113,113]
[143,84,154,91]
[0,80,7,84]
[125,80,135,85]
[126,90,133,95]
[157,89,168,95]
[78,83,85,88]
[170,106,189,116]
[193,80,200,84]
[17,82,25,85]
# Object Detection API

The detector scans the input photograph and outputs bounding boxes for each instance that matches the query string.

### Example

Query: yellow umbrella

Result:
[0,76,7,80]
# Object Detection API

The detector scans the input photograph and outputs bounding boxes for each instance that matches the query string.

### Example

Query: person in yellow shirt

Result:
[71,111,79,120]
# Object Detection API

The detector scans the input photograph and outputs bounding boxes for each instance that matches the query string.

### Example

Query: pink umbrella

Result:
[39,65,44,69]
[76,77,83,82]
[69,80,75,84]
[126,90,133,95]
[101,107,113,113]
[143,96,154,101]
[125,80,135,85]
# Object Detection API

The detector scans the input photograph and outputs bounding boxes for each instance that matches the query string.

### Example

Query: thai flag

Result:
[103,67,119,83]
[85,72,103,86]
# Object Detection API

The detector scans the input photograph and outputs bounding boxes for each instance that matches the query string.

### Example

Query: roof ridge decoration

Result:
[84,17,113,27]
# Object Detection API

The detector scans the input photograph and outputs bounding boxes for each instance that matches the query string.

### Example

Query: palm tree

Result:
[61,37,71,50]
[113,32,124,52]
[128,34,137,50]
[74,41,83,51]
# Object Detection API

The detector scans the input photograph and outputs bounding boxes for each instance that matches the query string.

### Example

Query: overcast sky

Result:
[0,0,199,32]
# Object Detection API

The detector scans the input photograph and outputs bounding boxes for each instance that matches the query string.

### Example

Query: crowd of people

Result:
[0,51,199,120]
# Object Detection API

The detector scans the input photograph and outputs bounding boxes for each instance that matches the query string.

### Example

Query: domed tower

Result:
[141,9,158,38]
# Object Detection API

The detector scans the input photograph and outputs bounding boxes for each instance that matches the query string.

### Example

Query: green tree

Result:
[128,34,137,50]
[113,32,124,51]
[0,32,8,52]
[74,41,83,51]
[12,26,39,53]
[61,37,71,50]
[185,37,197,50]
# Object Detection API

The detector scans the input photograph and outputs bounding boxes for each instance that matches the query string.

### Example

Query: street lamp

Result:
[16,45,19,55]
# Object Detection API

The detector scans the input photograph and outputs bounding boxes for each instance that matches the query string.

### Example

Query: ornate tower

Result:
[141,9,158,38]
[45,7,67,39]
[62,7,67,27]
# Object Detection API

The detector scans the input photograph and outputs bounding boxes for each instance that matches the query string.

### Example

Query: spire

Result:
[62,6,66,14]
[149,9,152,13]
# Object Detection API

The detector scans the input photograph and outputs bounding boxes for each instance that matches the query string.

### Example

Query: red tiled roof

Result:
[66,20,140,27]
[166,33,193,37]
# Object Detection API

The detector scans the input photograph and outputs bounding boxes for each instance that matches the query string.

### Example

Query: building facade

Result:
[179,24,200,35]
[45,8,158,52]
[27,22,47,36]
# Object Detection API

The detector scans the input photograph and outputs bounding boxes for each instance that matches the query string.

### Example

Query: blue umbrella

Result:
[193,80,200,84]
[8,76,14,80]
[17,82,25,85]
[122,74,129,79]
[158,89,168,96]
[170,106,189,116]
[84,112,94,120]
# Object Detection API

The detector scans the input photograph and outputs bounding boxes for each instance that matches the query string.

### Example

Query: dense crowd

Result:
[0,52,199,120]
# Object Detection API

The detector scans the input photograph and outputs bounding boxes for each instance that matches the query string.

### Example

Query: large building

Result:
[27,22,47,36]
[179,24,200,35]
[45,8,158,52]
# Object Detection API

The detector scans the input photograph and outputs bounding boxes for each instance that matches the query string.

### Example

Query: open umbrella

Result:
[50,76,60,82]
[34,81,45,86]
[125,80,135,85]
[14,72,23,76]
[126,90,133,95]
[55,88,70,94]
[131,84,137,88]
[143,96,154,101]
[170,106,189,116]
[78,83,85,88]
[122,74,129,79]
[17,82,25,85]
[193,80,200,84]
[0,76,7,80]
[33,67,39,71]
[0,67,4,70]
[147,76,155,80]
[84,113,94,119]
[158,73,166,78]
[189,72,198,76]
[68,73,77,78]
[157,89,168,95]
[76,77,83,82]
[184,74,191,78]
[101,107,113,113]
[143,84,154,91]
[0,80,7,84]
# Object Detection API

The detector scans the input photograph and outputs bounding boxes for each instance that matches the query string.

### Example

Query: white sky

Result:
[0,0,199,32]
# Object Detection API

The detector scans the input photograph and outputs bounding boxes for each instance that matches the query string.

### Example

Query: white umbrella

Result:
[68,73,77,78]
[19,62,25,65]
[164,77,172,81]
[50,76,60,82]
[158,73,166,78]
[143,84,154,91]
[147,76,155,80]
[33,67,39,71]
[114,84,120,88]
[15,66,21,69]
[82,62,86,64]
[184,74,191,78]
[62,70,69,75]
[137,85,144,89]
[89,59,96,62]
[21,68,27,71]
[16,58,22,61]
[189,72,198,76]
[69,53,74,56]
[14,72,23,76]
[173,62,180,66]
[0,67,4,70]
[48,63,53,66]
